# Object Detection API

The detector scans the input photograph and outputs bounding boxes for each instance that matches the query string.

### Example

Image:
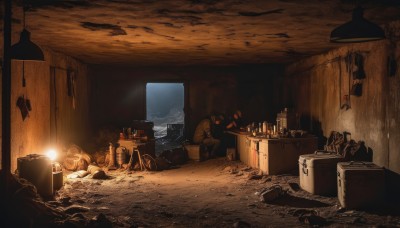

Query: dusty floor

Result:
[56,158,400,227]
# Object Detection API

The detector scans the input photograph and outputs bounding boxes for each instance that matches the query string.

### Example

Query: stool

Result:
[126,149,146,171]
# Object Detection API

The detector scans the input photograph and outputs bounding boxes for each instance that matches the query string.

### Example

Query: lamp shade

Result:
[11,29,45,61]
[330,7,385,43]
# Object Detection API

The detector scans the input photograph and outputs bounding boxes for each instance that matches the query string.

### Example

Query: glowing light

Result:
[46,149,57,161]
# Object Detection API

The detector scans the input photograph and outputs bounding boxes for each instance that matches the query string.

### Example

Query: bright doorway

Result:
[146,83,185,153]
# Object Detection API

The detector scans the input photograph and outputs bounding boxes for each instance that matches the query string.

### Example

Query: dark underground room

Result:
[1,0,400,227]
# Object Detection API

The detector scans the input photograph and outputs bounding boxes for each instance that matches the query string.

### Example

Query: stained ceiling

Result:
[5,0,400,66]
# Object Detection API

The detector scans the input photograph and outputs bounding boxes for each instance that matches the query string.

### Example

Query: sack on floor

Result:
[155,157,172,171]
[342,140,371,161]
[324,131,346,154]
[63,145,92,171]
[159,147,188,165]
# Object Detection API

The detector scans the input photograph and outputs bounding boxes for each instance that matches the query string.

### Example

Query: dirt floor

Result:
[56,158,400,227]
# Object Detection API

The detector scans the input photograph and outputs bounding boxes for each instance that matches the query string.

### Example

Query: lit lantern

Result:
[46,148,57,161]
[45,148,63,191]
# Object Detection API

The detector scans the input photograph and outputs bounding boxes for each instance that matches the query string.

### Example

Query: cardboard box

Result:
[184,144,207,161]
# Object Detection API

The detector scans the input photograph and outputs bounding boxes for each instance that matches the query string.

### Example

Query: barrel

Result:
[116,147,127,167]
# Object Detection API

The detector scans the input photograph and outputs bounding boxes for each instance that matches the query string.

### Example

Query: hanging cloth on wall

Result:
[17,62,33,121]
[339,58,351,110]
[17,95,30,121]
[345,51,366,97]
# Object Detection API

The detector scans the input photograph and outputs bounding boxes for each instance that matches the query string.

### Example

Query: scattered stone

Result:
[92,170,107,179]
[47,201,62,207]
[89,213,112,228]
[59,196,72,205]
[241,167,252,172]
[71,213,86,220]
[352,217,367,224]
[235,171,244,176]
[336,207,346,213]
[64,205,90,214]
[97,206,110,211]
[63,215,87,227]
[224,166,233,172]
[230,169,239,175]
[288,182,300,192]
[299,214,327,226]
[344,210,355,214]
[259,185,285,203]
[248,173,263,180]
[233,220,251,228]
[263,177,272,183]
[288,208,318,217]
[226,193,234,196]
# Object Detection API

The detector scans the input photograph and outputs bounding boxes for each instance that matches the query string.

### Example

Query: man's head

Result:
[210,115,221,125]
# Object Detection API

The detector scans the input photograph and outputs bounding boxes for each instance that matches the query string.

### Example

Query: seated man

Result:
[193,115,221,158]
[226,110,245,130]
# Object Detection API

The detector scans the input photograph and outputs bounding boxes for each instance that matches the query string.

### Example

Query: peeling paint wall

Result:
[0,48,91,171]
[283,23,400,174]
[89,65,282,141]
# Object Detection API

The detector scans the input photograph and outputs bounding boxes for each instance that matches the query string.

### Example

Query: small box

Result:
[299,151,345,196]
[337,161,385,209]
[184,144,207,161]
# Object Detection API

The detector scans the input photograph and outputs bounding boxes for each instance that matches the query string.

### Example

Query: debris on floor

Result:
[298,214,327,226]
[6,155,398,227]
[0,172,66,227]
[259,185,287,203]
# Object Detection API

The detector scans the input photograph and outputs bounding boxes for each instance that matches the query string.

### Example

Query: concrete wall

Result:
[282,22,400,174]
[89,65,283,141]
[0,48,90,171]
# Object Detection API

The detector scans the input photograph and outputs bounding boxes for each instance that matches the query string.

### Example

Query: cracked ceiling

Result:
[4,0,400,66]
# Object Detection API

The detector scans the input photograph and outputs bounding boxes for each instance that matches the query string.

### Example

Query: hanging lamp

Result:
[330,6,385,43]
[11,5,44,61]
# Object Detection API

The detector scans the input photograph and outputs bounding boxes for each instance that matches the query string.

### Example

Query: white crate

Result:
[299,151,345,196]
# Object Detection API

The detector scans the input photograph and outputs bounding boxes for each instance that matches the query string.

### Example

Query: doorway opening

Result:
[146,83,185,154]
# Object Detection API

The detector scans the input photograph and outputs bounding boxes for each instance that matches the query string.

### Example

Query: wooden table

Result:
[226,131,318,175]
